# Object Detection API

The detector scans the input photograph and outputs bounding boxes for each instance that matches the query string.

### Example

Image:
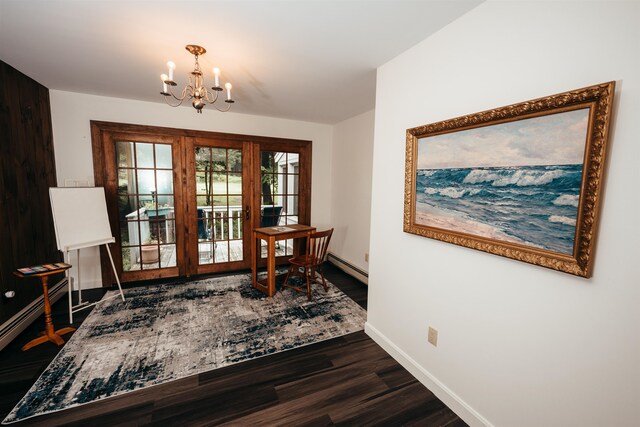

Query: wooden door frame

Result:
[91,126,184,284]
[251,140,313,267]
[91,121,312,287]
[184,136,254,276]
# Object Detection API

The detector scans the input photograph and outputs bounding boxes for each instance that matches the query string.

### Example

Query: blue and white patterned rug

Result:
[3,272,367,424]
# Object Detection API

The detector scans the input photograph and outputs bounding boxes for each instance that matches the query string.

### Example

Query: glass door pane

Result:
[116,141,177,272]
[260,151,300,258]
[190,140,249,274]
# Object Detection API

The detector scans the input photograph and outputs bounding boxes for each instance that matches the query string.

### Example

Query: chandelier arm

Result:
[203,88,221,105]
[182,84,193,100]
[166,82,190,102]
[214,102,233,112]
[200,87,211,103]
[163,95,185,108]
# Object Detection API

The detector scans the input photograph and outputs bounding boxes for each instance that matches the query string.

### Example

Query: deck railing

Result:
[125,204,297,247]
[209,205,243,240]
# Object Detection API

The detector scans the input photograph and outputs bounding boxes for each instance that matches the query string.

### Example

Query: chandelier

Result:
[160,44,235,113]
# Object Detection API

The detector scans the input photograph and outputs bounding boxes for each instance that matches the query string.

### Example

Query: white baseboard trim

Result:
[327,253,368,284]
[365,322,492,427]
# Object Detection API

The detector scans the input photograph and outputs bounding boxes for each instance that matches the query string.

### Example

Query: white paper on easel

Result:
[49,187,115,251]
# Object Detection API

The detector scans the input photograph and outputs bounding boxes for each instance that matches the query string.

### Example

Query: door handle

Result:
[245,205,250,220]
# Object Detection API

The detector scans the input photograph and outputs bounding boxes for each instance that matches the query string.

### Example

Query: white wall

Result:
[50,90,333,289]
[330,109,375,276]
[367,2,640,426]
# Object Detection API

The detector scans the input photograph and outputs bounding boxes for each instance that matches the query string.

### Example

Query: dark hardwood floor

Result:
[0,263,467,426]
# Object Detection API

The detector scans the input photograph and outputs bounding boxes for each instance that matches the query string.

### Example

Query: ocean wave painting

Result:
[416,164,582,254]
[414,108,591,256]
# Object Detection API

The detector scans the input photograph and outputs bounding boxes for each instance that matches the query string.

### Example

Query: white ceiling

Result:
[0,1,480,124]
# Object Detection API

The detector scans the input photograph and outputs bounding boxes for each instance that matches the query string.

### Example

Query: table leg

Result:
[41,276,55,337]
[21,335,54,351]
[251,230,257,287]
[21,275,75,351]
[267,236,276,296]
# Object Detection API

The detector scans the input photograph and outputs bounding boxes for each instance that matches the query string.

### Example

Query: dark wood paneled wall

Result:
[0,60,60,325]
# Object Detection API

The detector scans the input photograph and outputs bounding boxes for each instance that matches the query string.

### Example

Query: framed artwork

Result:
[404,82,615,277]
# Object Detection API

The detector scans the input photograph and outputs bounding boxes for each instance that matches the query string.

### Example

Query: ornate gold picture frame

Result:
[404,82,615,277]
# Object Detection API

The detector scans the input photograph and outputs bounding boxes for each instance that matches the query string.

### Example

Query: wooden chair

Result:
[282,228,333,301]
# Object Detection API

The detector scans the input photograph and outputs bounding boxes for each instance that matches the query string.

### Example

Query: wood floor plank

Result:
[63,402,154,427]
[219,373,389,426]
[275,340,396,403]
[324,336,395,369]
[198,344,336,389]
[403,406,468,427]
[290,413,335,427]
[330,380,446,426]
[376,363,422,389]
[151,383,280,426]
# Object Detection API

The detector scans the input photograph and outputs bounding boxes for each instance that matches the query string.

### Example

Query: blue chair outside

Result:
[197,208,210,240]
[261,206,283,227]
[261,206,283,249]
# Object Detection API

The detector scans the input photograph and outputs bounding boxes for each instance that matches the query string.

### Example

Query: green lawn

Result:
[196,173,242,196]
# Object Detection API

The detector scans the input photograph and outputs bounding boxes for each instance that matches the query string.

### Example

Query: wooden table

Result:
[251,224,315,297]
[14,265,75,351]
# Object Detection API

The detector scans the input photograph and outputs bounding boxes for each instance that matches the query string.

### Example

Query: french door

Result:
[185,137,252,275]
[255,141,312,260]
[91,122,311,285]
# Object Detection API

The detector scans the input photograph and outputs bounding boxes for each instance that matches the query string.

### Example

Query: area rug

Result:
[3,272,367,424]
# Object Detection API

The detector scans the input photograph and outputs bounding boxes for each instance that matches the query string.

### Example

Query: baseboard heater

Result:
[0,277,68,351]
[327,253,368,285]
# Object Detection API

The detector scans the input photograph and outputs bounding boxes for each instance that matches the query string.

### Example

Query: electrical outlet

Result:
[365,252,369,262]
[428,326,438,347]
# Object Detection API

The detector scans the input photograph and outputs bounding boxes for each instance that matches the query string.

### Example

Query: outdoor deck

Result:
[124,205,298,271]
[126,240,293,271]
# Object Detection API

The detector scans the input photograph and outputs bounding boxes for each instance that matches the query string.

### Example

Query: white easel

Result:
[49,187,125,323]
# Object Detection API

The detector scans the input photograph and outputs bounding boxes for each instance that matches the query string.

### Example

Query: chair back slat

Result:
[283,227,334,301]
[307,228,333,264]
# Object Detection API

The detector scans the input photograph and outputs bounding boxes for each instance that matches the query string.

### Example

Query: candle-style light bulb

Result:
[160,74,168,92]
[225,82,232,100]
[167,61,176,81]
[213,67,220,88]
